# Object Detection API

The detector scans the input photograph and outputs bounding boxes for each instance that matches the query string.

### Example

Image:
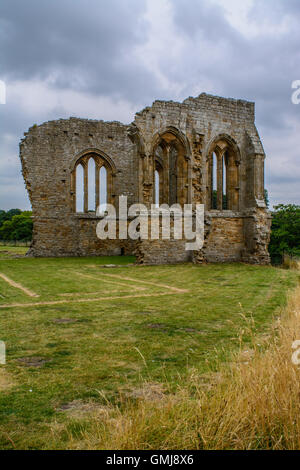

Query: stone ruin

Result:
[19,93,271,265]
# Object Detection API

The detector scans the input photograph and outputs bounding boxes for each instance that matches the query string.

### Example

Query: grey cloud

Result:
[0,0,159,101]
[249,0,300,21]
[171,0,239,43]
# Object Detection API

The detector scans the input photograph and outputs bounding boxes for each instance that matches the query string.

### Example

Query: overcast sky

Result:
[0,0,299,210]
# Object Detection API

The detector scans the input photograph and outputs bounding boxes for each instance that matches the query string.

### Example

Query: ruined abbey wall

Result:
[20,93,271,264]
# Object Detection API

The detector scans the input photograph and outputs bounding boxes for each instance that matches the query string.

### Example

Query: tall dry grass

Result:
[283,253,300,270]
[64,267,300,450]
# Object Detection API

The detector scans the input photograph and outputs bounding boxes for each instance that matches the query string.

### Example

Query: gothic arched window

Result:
[71,152,113,213]
[207,138,240,211]
[152,130,189,207]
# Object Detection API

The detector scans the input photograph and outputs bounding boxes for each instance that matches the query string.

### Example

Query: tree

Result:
[0,208,22,229]
[269,204,300,263]
[0,212,33,241]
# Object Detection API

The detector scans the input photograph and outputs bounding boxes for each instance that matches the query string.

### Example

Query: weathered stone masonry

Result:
[20,93,271,264]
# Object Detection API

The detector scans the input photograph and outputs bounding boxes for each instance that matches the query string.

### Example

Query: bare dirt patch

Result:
[126,383,166,402]
[147,323,168,331]
[57,399,111,418]
[146,323,204,334]
[17,356,51,367]
[179,327,205,334]
[52,318,78,324]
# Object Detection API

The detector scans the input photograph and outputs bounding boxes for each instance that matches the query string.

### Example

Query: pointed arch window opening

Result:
[152,134,189,207]
[72,154,112,214]
[209,142,240,212]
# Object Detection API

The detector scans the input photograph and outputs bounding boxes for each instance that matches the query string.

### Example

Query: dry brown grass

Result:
[283,254,300,271]
[61,273,300,450]
[194,283,300,449]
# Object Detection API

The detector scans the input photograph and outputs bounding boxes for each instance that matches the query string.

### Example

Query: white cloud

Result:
[8,80,138,123]
[211,0,293,38]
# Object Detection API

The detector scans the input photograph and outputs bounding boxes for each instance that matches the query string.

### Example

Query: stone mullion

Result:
[182,159,185,206]
[139,154,146,203]
[159,167,163,205]
[177,151,183,206]
[152,157,156,205]
[95,162,100,210]
[207,155,212,210]
[148,155,154,205]
[226,157,230,208]
[184,156,189,205]
[71,168,76,212]
[107,168,113,205]
[227,154,234,210]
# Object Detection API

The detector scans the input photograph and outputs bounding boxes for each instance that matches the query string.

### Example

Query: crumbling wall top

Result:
[135,92,255,123]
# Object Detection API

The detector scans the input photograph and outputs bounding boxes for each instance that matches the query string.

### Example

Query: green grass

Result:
[0,252,298,449]
[0,246,29,259]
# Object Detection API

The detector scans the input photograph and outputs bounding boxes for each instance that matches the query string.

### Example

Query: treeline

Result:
[269,204,300,263]
[0,209,33,242]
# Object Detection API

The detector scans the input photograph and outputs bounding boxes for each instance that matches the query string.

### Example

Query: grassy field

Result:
[0,246,29,259]
[0,250,298,449]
